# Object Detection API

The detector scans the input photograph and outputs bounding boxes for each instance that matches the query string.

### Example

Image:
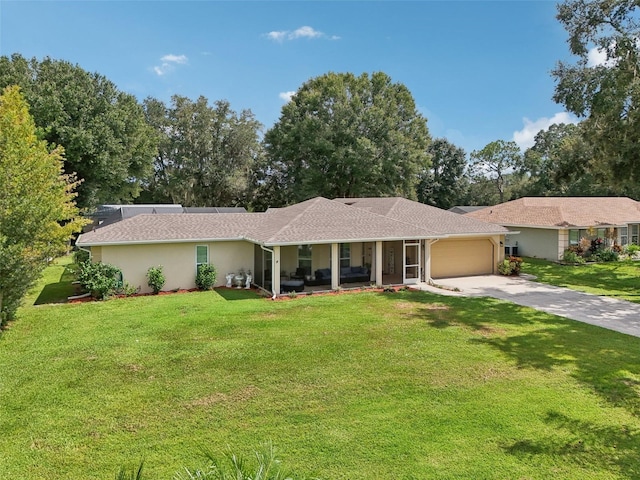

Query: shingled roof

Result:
[465,197,640,228]
[77,196,507,247]
[334,197,508,235]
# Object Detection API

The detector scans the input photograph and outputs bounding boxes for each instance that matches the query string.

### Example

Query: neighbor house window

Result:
[569,230,579,246]
[620,227,628,246]
[340,243,351,268]
[196,245,209,267]
[298,245,312,275]
[632,224,639,244]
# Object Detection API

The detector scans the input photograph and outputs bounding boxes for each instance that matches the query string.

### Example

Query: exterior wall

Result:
[508,227,560,261]
[99,241,254,293]
[280,245,298,276]
[558,229,569,260]
[350,242,363,267]
[90,246,102,262]
[312,244,331,269]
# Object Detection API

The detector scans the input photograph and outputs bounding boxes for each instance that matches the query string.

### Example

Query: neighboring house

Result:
[76,196,508,295]
[448,206,488,215]
[88,204,247,230]
[466,197,640,261]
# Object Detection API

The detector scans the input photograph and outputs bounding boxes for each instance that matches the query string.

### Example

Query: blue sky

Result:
[1,1,578,154]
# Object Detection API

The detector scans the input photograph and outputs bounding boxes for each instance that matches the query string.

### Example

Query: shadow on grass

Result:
[398,289,640,475]
[402,290,640,416]
[34,264,79,305]
[504,411,640,478]
[214,287,263,301]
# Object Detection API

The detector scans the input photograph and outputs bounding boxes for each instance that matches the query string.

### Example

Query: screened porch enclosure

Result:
[255,239,424,294]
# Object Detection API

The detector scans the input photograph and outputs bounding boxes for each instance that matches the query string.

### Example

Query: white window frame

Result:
[619,227,628,246]
[632,224,639,245]
[196,245,209,269]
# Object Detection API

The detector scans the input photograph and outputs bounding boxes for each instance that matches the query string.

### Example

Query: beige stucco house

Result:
[76,196,508,295]
[466,197,640,261]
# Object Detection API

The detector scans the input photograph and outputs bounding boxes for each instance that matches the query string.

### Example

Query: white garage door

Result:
[431,239,494,279]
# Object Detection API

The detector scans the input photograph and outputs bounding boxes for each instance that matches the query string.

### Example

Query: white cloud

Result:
[161,54,188,64]
[587,46,609,67]
[265,26,337,42]
[153,53,189,76]
[279,91,296,102]
[512,112,578,150]
[267,30,288,42]
[290,26,322,39]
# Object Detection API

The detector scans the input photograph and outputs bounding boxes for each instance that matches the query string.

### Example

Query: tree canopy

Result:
[142,95,262,207]
[258,72,431,208]
[417,138,468,209]
[0,86,87,324]
[553,0,640,187]
[0,54,157,210]
[468,140,523,204]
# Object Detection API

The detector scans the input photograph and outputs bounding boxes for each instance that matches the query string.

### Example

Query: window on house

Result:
[569,230,579,245]
[196,245,209,267]
[340,243,351,268]
[632,224,639,244]
[298,245,312,275]
[620,227,628,246]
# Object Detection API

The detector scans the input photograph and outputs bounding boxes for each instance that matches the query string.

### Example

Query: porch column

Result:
[331,243,340,290]
[375,241,383,286]
[424,239,438,283]
[489,236,502,274]
[272,246,281,295]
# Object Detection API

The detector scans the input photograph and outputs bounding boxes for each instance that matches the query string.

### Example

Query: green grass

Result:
[522,257,640,303]
[1,262,640,479]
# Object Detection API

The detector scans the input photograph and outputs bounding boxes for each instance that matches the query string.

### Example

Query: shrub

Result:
[562,250,585,264]
[596,249,619,262]
[77,261,122,299]
[146,265,165,294]
[196,264,217,290]
[497,256,523,275]
[118,282,140,297]
[625,244,640,256]
[73,248,90,265]
[287,290,298,299]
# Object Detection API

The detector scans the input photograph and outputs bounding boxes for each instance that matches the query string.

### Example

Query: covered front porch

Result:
[252,239,426,295]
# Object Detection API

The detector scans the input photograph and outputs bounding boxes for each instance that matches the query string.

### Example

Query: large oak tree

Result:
[142,95,263,207]
[0,54,156,210]
[257,72,431,208]
[553,0,640,188]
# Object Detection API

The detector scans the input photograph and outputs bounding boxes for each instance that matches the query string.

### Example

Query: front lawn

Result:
[522,257,640,303]
[1,262,640,478]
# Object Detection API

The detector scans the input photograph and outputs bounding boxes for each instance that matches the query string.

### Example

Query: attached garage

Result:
[431,238,494,279]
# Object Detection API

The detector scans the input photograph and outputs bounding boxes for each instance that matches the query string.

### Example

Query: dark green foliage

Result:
[142,95,262,207]
[0,54,157,209]
[417,138,468,209]
[146,265,165,294]
[77,261,122,299]
[257,72,430,208]
[196,264,217,290]
[553,0,640,190]
[73,248,90,265]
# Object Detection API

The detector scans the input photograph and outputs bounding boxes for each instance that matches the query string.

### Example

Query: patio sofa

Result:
[309,266,370,286]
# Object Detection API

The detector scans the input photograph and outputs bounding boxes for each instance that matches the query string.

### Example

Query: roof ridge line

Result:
[263,197,324,243]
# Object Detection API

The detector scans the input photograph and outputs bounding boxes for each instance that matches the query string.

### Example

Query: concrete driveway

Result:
[416,275,640,338]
